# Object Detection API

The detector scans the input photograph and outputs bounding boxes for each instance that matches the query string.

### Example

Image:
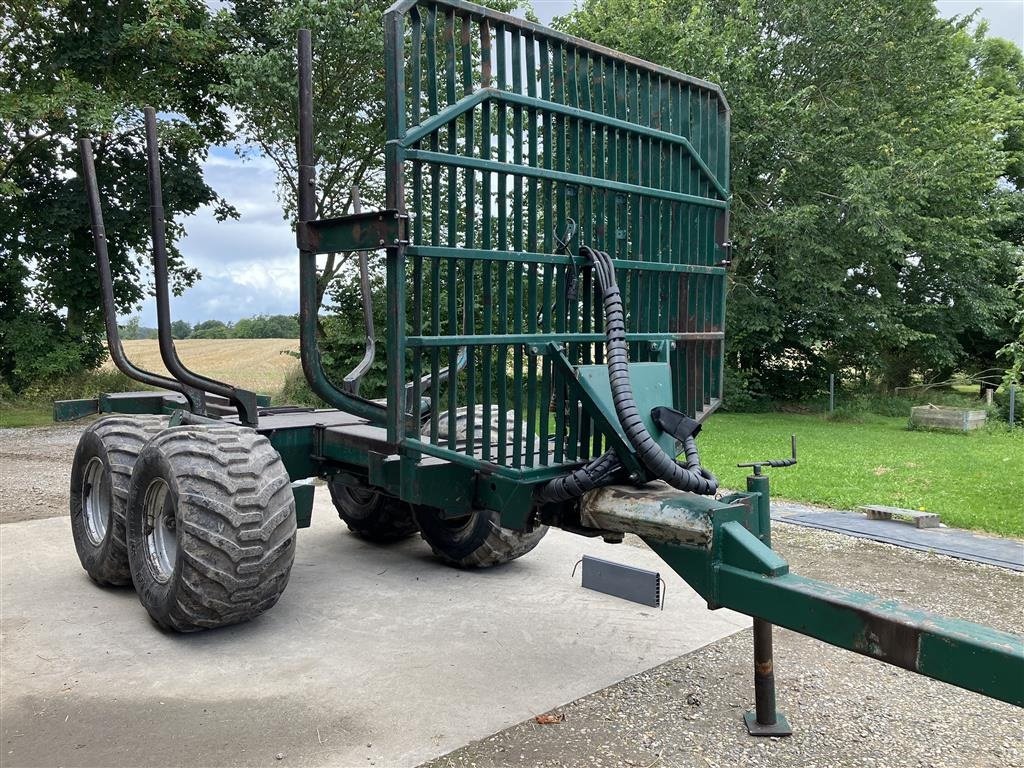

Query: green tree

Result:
[221,0,388,309]
[233,314,300,338]
[191,319,233,339]
[120,316,142,341]
[171,319,193,340]
[558,0,1022,395]
[973,33,1024,190]
[0,0,233,390]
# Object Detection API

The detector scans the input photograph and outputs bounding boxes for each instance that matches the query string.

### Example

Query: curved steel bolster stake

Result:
[405,346,468,417]
[295,30,395,427]
[340,185,376,397]
[337,181,462,412]
[78,138,205,412]
[142,107,259,426]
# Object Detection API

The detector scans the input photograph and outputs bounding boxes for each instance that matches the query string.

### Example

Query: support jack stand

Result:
[744,618,792,737]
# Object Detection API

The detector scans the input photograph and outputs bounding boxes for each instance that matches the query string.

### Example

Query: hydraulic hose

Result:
[588,246,718,495]
[535,449,623,504]
[538,246,718,502]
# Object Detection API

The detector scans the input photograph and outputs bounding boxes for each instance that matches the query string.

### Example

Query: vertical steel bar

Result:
[742,469,791,735]
[426,7,441,442]
[511,28,525,467]
[524,34,539,467]
[409,9,423,419]
[561,46,581,463]
[144,107,258,426]
[480,19,494,460]
[538,38,556,466]
[496,22,509,462]
[384,13,408,443]
[444,10,458,450]
[78,138,198,406]
[461,14,476,457]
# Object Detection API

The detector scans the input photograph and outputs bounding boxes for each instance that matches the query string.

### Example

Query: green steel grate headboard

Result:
[383,0,730,478]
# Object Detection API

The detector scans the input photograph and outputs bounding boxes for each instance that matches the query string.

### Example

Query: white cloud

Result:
[129,145,297,325]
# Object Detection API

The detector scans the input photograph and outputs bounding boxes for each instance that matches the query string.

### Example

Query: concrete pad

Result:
[1,496,748,768]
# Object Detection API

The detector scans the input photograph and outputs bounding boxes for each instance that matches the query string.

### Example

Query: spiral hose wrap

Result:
[537,246,718,503]
[535,448,623,503]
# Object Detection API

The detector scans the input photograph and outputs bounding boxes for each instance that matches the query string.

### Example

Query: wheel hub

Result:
[82,457,111,546]
[143,478,178,583]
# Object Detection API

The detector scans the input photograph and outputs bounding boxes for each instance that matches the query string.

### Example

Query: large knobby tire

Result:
[414,507,547,568]
[126,425,296,632]
[69,415,170,586]
[327,479,419,542]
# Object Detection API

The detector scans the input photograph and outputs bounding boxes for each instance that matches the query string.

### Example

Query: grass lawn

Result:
[0,405,58,428]
[699,412,1024,537]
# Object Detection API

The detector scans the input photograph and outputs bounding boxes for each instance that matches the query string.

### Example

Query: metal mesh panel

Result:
[385,0,729,477]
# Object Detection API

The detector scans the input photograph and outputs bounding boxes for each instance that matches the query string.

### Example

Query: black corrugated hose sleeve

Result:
[537,246,718,502]
[535,448,623,504]
[593,248,717,495]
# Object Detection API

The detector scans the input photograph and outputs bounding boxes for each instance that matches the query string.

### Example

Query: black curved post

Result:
[79,137,205,413]
[143,107,259,426]
[340,186,376,396]
[295,29,389,425]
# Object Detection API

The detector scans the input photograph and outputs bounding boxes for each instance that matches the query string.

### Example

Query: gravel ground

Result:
[423,525,1024,768]
[0,425,84,524]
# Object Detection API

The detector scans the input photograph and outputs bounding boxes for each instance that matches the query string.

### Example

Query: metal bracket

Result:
[297,210,409,253]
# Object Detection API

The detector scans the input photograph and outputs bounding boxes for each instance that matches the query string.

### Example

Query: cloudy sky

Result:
[131,0,1024,326]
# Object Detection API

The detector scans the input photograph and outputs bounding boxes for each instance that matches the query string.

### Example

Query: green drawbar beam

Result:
[651,520,1024,708]
[717,565,1024,707]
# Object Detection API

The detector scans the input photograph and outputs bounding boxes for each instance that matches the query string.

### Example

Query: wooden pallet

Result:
[859,504,940,529]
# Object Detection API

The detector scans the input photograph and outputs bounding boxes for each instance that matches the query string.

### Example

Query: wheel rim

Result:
[143,478,178,583]
[82,457,111,546]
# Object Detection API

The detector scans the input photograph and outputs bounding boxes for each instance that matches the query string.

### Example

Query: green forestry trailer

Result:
[59,0,1022,737]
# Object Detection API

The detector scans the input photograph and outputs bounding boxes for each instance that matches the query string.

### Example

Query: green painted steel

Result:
[575,361,676,456]
[384,0,729,475]
[53,398,101,422]
[298,210,408,254]
[53,391,273,423]
[642,493,1024,708]
[54,392,173,421]
[290,481,316,529]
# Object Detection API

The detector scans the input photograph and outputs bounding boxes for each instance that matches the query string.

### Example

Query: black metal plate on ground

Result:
[580,555,662,608]
[772,502,1024,572]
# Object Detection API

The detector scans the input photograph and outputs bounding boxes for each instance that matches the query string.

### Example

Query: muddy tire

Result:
[69,415,169,586]
[327,479,419,542]
[413,507,547,568]
[126,425,296,632]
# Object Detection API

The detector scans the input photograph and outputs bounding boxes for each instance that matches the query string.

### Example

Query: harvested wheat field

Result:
[103,338,300,394]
